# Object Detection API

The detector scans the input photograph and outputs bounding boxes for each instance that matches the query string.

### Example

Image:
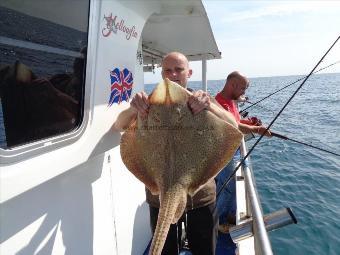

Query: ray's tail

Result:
[149,188,187,255]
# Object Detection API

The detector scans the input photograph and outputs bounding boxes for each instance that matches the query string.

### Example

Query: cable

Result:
[240,60,340,114]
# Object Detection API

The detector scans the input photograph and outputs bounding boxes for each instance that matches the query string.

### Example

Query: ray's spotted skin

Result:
[120,79,243,255]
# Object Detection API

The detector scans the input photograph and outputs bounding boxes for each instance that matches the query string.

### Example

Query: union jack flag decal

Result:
[108,67,133,106]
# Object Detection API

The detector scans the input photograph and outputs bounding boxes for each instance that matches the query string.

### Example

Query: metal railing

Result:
[239,139,274,255]
[230,138,297,254]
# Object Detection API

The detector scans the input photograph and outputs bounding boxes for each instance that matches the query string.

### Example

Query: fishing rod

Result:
[271,131,340,157]
[240,101,277,118]
[217,35,340,199]
[240,60,340,114]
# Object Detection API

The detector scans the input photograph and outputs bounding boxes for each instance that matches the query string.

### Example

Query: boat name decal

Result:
[102,13,138,40]
[108,67,133,106]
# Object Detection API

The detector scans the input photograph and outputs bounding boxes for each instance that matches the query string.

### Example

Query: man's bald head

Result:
[161,52,192,87]
[162,52,189,67]
[222,71,249,100]
[226,71,249,85]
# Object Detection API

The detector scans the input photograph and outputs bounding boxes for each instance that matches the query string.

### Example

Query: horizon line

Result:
[145,71,340,85]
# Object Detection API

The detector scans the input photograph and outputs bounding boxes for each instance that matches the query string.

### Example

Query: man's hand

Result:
[250,117,262,126]
[130,91,149,118]
[240,116,262,126]
[188,90,211,114]
[254,126,272,137]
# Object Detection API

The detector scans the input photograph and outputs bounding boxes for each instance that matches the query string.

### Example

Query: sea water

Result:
[145,73,340,255]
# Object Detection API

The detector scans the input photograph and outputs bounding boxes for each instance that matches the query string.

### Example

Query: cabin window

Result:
[0,0,89,149]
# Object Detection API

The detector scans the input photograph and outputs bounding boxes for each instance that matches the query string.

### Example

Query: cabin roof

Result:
[142,0,221,65]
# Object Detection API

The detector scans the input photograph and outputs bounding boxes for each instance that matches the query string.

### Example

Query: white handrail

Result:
[239,139,274,255]
[201,56,207,91]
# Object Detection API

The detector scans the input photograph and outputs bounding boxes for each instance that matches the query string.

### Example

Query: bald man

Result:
[214,71,271,234]
[215,71,271,136]
[113,52,233,255]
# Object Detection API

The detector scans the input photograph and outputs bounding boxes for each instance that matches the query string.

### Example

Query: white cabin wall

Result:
[92,1,161,254]
[135,36,145,94]
[0,0,162,254]
[1,153,113,255]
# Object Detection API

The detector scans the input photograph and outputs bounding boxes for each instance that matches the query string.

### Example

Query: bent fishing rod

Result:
[217,35,340,199]
[271,131,340,157]
[240,60,340,114]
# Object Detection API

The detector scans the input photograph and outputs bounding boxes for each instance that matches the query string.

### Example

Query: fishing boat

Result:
[0,0,296,254]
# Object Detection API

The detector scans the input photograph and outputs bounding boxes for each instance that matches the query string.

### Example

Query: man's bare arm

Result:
[111,91,149,131]
[111,107,137,131]
[238,123,271,137]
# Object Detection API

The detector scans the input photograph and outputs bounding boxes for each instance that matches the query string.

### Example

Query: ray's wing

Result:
[157,104,243,197]
[120,121,160,194]
[186,112,243,195]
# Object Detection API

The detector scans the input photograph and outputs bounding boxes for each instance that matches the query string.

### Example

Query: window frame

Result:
[0,0,97,164]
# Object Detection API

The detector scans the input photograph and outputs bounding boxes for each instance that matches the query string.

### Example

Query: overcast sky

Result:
[145,1,340,83]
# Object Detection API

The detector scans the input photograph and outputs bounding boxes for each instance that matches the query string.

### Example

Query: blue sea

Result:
[145,72,340,255]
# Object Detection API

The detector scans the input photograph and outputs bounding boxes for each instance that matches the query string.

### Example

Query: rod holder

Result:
[230,208,297,243]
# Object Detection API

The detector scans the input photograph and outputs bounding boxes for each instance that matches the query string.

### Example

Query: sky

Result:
[144,1,340,83]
